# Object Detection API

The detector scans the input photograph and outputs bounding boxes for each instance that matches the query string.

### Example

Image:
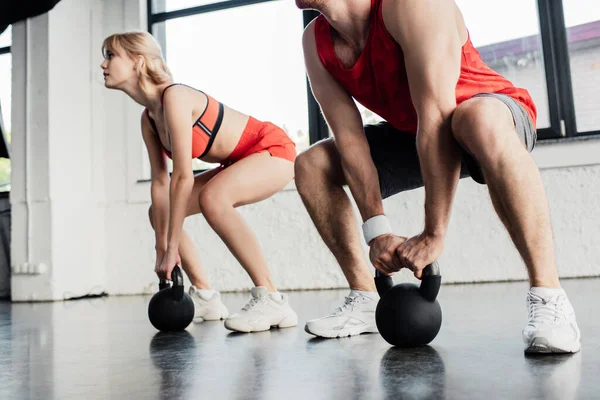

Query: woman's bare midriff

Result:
[149,85,249,163]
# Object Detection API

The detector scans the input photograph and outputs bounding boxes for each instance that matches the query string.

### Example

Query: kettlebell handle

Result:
[422,262,440,277]
[374,262,440,279]
[420,262,441,302]
[374,262,441,301]
[171,265,185,301]
[374,271,394,297]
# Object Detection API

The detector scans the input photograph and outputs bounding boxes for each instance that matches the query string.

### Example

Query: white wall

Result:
[9,0,600,301]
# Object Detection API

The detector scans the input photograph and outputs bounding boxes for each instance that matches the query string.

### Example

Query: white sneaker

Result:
[523,288,581,354]
[224,287,298,333]
[304,291,379,338]
[188,286,229,323]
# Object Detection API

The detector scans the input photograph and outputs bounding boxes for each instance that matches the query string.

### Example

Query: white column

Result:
[11,0,107,301]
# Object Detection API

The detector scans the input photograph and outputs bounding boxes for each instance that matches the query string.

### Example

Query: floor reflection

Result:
[379,346,446,400]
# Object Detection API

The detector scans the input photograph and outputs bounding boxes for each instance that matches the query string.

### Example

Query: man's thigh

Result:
[458,93,537,184]
[365,122,471,199]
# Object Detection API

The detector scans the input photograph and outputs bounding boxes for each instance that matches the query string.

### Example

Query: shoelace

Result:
[333,296,361,316]
[242,296,263,312]
[527,292,566,324]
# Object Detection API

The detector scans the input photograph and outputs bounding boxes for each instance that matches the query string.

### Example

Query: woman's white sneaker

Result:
[188,286,229,323]
[224,287,298,333]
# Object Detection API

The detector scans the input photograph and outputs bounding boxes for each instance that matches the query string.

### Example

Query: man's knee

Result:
[294,139,344,194]
[451,97,516,164]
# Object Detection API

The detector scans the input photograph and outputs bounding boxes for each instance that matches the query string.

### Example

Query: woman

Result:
[100,31,298,333]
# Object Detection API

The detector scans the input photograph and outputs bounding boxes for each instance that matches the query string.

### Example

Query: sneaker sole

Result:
[524,337,581,354]
[193,315,228,324]
[193,310,229,323]
[224,314,298,333]
[304,324,379,339]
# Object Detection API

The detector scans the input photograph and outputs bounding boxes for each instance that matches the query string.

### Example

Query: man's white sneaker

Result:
[523,287,581,354]
[304,291,379,338]
[224,287,298,333]
[188,286,229,323]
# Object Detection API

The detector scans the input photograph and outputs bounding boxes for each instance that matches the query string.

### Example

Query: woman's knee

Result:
[197,188,230,225]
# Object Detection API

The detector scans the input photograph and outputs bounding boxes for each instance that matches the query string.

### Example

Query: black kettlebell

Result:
[375,262,442,347]
[148,265,195,332]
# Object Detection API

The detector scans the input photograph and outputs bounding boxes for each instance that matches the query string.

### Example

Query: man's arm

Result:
[383,0,463,237]
[302,21,384,225]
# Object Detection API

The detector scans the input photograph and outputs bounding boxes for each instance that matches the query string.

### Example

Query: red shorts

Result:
[221,116,296,167]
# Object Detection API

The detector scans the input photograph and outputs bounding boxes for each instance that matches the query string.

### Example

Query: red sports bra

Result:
[145,83,224,159]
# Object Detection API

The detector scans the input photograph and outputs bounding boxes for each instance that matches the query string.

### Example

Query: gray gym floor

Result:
[0,277,597,400]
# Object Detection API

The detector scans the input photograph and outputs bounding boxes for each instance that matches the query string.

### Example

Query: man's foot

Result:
[224,287,298,333]
[188,286,229,322]
[304,291,379,338]
[523,287,581,354]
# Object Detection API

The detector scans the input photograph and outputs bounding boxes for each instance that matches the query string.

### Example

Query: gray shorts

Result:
[366,93,537,199]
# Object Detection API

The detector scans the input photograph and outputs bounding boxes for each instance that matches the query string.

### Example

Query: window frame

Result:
[0,31,12,160]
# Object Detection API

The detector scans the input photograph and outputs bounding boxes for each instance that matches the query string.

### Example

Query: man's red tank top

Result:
[314,0,537,133]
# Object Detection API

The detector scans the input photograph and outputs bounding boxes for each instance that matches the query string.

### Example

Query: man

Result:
[294,0,581,353]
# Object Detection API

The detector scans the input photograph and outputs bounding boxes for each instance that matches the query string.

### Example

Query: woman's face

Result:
[100,48,137,89]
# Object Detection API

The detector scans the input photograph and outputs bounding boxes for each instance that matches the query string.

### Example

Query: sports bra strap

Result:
[160,83,181,105]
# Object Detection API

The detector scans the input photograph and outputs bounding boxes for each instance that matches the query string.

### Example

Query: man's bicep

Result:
[310,74,363,144]
[302,24,365,145]
[382,0,460,112]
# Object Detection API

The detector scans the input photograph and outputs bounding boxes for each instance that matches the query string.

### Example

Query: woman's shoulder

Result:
[162,83,191,102]
[162,83,209,109]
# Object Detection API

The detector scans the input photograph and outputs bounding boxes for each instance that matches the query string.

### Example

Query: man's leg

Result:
[452,94,580,353]
[294,138,376,292]
[295,138,383,338]
[452,96,557,287]
[295,123,433,338]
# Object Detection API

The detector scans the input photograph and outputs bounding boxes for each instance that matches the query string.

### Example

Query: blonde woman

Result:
[100,31,298,333]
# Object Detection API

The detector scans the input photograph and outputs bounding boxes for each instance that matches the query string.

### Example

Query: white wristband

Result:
[362,215,393,245]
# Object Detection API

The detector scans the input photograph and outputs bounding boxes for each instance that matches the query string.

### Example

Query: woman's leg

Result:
[197,152,294,292]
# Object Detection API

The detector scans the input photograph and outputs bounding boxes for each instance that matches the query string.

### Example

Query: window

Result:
[152,0,239,13]
[358,105,384,126]
[563,0,600,133]
[0,25,11,48]
[0,27,11,192]
[0,54,10,133]
[456,0,551,129]
[455,0,600,140]
[148,0,309,173]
